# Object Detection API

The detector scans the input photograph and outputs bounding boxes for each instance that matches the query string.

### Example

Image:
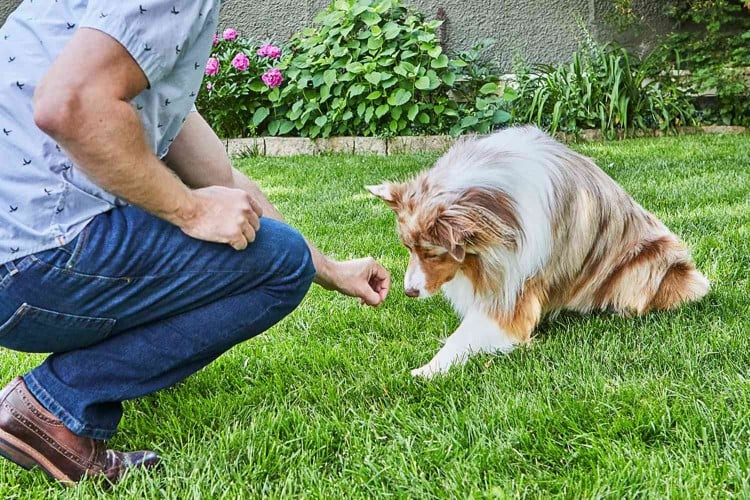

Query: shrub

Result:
[269,0,514,138]
[196,34,283,138]
[511,35,695,138]
[608,0,750,126]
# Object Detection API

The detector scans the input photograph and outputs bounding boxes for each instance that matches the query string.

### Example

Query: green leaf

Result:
[387,88,412,106]
[366,90,382,100]
[365,106,374,122]
[323,69,337,87]
[252,107,269,126]
[418,112,430,124]
[367,36,383,51]
[441,71,456,87]
[249,80,265,92]
[375,104,389,118]
[357,102,367,117]
[415,76,431,90]
[361,10,381,26]
[383,22,400,39]
[407,103,419,121]
[279,120,295,134]
[315,115,328,127]
[267,119,280,136]
[319,85,331,101]
[430,54,449,69]
[503,86,519,101]
[460,115,479,128]
[428,46,442,58]
[349,84,366,97]
[365,72,382,85]
[479,82,499,94]
[346,62,365,74]
[492,109,512,124]
[331,45,348,58]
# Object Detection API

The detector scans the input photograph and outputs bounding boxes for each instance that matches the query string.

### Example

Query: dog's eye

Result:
[423,253,441,261]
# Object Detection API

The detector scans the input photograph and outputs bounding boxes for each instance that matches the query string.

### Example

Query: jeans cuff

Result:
[23,371,116,441]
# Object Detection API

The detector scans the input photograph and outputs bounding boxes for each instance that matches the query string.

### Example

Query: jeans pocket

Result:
[0,303,116,353]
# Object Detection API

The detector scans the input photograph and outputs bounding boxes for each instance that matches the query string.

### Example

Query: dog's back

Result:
[419,126,708,317]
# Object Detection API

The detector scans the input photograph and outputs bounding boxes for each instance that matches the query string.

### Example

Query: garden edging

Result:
[225,125,748,157]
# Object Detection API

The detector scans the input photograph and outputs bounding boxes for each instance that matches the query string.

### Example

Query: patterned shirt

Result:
[0,1,220,265]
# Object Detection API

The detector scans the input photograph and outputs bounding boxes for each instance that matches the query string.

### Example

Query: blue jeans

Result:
[0,206,315,440]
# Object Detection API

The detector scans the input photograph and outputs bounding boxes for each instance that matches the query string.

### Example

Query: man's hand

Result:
[317,257,391,306]
[179,186,263,251]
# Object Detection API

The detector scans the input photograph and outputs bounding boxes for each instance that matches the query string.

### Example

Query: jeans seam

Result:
[28,254,285,283]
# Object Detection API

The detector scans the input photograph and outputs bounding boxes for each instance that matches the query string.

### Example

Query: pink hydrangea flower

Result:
[261,68,284,89]
[222,28,238,41]
[213,33,219,46]
[257,44,282,59]
[204,57,220,76]
[206,82,213,90]
[231,52,250,71]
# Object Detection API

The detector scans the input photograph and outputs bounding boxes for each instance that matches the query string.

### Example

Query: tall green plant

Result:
[512,37,695,138]
[609,0,750,126]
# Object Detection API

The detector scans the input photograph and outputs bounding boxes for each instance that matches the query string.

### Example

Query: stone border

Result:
[225,125,748,157]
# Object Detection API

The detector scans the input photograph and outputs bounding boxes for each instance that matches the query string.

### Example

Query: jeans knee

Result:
[262,219,316,296]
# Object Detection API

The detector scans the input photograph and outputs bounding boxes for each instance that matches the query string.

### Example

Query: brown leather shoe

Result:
[0,377,160,485]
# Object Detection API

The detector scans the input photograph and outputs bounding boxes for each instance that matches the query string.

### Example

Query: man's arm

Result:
[33,28,261,250]
[165,112,391,306]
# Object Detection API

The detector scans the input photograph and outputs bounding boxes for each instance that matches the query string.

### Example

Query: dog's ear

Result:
[366,182,403,211]
[431,206,473,263]
[431,188,519,260]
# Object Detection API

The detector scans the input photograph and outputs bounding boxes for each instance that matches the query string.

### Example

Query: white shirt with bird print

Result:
[0,0,220,265]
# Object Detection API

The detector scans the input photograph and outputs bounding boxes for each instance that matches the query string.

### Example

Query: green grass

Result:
[1,134,749,498]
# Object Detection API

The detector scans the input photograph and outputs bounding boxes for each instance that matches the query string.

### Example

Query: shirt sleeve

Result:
[78,1,218,86]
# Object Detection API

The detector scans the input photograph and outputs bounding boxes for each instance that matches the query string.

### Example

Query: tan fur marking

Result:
[593,235,675,307]
[649,261,705,311]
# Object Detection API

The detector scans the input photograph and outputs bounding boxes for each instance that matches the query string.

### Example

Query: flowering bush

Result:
[195,1,514,138]
[195,33,284,138]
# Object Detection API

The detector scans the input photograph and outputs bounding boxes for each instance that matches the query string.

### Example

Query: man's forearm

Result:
[37,96,197,228]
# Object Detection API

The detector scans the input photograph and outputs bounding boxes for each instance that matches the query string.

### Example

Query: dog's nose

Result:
[404,287,420,298]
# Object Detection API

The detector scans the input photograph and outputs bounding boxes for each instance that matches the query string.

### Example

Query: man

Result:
[0,1,390,485]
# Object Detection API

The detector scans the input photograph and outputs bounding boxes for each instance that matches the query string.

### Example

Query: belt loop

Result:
[4,260,18,276]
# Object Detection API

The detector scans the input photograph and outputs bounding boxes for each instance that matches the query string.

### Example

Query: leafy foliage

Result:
[512,35,695,138]
[609,0,750,126]
[195,0,515,138]
[196,38,282,139]
[273,0,514,138]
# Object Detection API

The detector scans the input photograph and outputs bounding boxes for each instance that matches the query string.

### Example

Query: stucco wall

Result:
[0,0,670,70]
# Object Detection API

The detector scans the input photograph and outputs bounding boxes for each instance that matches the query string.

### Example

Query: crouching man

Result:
[0,1,389,485]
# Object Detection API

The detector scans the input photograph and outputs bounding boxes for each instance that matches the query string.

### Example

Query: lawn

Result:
[1,133,748,498]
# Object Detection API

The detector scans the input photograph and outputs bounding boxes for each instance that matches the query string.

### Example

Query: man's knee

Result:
[258,218,316,296]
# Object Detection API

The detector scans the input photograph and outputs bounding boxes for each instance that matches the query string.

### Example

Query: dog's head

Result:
[367,180,519,298]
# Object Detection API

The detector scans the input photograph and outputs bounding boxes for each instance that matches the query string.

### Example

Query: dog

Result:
[367,126,709,378]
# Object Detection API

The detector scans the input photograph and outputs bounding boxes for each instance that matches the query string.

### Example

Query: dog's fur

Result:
[367,126,709,377]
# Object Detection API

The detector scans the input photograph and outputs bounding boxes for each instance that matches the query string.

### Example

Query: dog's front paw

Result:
[411,364,444,379]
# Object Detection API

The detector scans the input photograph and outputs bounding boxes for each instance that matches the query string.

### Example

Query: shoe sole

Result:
[0,428,75,485]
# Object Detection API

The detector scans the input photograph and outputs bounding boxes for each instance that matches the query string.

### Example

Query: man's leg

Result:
[0,206,315,482]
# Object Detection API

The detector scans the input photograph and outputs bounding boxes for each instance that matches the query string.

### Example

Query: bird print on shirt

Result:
[8,56,15,62]
[22,158,31,166]
[9,205,18,213]
[171,6,180,15]
[15,82,24,90]
[66,23,75,30]
[2,128,10,136]
[139,5,147,14]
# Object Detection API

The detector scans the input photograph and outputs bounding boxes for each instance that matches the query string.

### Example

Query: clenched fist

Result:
[179,186,263,250]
